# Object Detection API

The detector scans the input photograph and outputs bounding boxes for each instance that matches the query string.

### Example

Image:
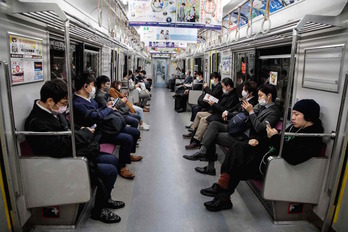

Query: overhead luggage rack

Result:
[20,10,125,48]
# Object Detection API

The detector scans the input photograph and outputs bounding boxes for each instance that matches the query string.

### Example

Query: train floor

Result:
[35,88,319,232]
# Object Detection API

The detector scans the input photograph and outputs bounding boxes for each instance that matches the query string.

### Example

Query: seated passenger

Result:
[173,70,193,92]
[201,99,324,211]
[183,78,239,150]
[109,81,150,131]
[184,84,281,175]
[73,73,143,179]
[95,75,140,128]
[25,79,123,223]
[124,71,151,111]
[189,72,223,124]
[174,71,204,113]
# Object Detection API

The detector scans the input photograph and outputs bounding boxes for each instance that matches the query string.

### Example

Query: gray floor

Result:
[37,88,319,232]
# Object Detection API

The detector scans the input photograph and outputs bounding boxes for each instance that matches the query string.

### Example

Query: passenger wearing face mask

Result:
[200,99,324,212]
[73,73,143,180]
[95,76,141,129]
[183,78,239,150]
[175,71,204,113]
[25,79,124,224]
[109,81,150,131]
[184,84,281,176]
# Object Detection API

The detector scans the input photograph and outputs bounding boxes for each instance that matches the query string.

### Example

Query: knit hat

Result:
[293,99,320,122]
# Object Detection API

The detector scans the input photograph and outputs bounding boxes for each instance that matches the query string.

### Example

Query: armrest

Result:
[20,157,91,208]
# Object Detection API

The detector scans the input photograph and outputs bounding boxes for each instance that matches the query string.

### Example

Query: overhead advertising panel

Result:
[140,26,197,43]
[224,0,299,31]
[146,41,187,48]
[128,0,223,29]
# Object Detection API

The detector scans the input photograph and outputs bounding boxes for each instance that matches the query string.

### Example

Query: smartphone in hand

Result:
[112,98,119,107]
[90,124,97,129]
[265,121,271,129]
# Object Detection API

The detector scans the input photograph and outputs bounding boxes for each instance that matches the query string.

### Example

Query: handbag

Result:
[96,111,126,135]
[227,112,248,136]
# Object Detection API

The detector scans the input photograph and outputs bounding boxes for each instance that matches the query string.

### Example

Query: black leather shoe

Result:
[185,124,192,129]
[204,197,233,212]
[106,199,125,209]
[195,166,216,176]
[91,208,121,223]
[187,128,194,132]
[183,151,207,161]
[177,108,185,113]
[182,133,192,139]
[185,141,200,150]
[200,183,229,197]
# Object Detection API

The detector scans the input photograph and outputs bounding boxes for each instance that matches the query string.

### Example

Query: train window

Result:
[50,39,77,81]
[212,53,221,73]
[233,51,256,98]
[257,56,290,109]
[84,48,99,77]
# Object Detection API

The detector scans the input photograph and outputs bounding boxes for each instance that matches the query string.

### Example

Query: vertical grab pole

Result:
[278,28,298,158]
[64,20,77,158]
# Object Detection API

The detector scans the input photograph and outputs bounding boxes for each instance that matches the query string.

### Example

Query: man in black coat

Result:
[188,72,223,123]
[25,79,123,223]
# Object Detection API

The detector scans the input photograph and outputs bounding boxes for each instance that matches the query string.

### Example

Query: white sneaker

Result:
[143,122,150,128]
[139,125,150,131]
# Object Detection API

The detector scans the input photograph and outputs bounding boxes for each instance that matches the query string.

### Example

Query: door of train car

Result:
[153,57,168,87]
[84,45,100,77]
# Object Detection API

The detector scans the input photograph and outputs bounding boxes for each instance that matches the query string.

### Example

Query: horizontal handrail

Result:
[16,131,72,136]
[284,132,336,138]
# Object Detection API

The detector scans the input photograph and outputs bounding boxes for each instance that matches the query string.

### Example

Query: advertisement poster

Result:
[9,34,43,85]
[269,71,278,85]
[147,41,187,48]
[128,0,176,26]
[140,26,197,43]
[221,51,231,75]
[129,0,223,29]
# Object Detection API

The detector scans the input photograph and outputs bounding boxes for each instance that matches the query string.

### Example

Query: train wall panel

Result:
[294,28,348,221]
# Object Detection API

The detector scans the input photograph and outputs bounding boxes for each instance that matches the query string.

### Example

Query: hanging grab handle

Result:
[261,0,271,34]
[246,0,254,38]
[235,6,241,41]
[98,0,102,27]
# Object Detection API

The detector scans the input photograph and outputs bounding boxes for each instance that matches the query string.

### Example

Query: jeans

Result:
[124,114,140,128]
[133,105,144,121]
[96,153,118,198]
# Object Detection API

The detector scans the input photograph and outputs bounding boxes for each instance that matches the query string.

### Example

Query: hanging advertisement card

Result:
[9,33,44,85]
[269,71,278,85]
[140,26,197,43]
[221,51,231,75]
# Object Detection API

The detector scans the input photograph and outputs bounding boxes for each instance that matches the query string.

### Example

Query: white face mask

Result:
[51,105,67,115]
[105,85,110,93]
[211,79,215,85]
[223,89,228,94]
[242,90,248,99]
[88,87,96,98]
[196,76,200,81]
[258,98,267,106]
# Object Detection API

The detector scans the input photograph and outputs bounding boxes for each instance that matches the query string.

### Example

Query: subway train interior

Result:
[0,0,348,231]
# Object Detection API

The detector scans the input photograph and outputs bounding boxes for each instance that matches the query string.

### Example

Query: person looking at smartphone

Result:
[184,84,281,176]
[200,99,324,212]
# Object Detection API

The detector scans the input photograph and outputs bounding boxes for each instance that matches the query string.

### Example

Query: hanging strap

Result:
[261,0,271,34]
[246,0,254,38]
[235,6,241,41]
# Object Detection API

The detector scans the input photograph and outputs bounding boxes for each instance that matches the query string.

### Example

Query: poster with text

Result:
[9,34,43,85]
[140,26,197,43]
[128,0,176,26]
[147,41,187,48]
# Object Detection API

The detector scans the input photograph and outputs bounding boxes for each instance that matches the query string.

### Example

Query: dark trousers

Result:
[174,94,188,111]
[100,126,140,166]
[96,153,118,198]
[221,142,267,194]
[190,105,202,122]
[92,152,118,216]
[201,121,246,161]
[124,113,140,128]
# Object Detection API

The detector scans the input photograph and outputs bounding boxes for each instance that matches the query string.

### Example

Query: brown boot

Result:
[143,108,150,112]
[119,167,135,179]
[130,155,143,162]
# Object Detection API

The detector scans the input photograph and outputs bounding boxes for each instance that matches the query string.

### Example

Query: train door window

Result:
[84,45,100,77]
[257,45,292,110]
[50,39,77,81]
[233,51,256,98]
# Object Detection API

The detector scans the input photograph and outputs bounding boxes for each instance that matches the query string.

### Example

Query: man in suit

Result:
[183,84,281,176]
[178,3,185,22]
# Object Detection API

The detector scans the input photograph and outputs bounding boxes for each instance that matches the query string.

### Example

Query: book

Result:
[203,94,219,103]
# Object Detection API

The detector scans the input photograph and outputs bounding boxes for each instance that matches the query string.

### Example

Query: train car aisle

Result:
[74,88,318,232]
